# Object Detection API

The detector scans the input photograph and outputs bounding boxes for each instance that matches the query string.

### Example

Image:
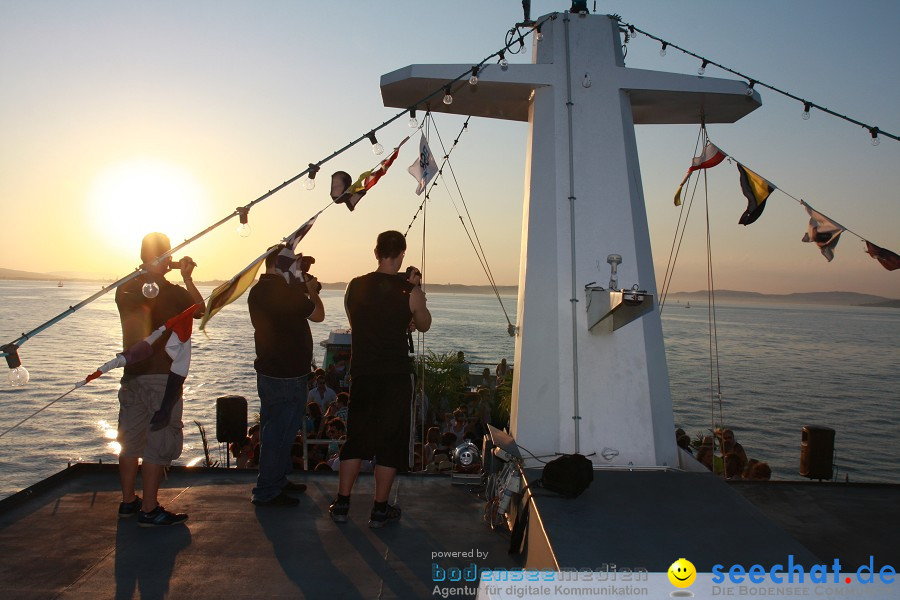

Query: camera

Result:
[399,265,422,285]
[295,255,322,293]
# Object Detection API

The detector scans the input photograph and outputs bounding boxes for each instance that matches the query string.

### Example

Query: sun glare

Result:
[89,158,209,256]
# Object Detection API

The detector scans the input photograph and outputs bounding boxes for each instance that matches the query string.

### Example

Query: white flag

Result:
[801,201,845,262]
[408,133,438,195]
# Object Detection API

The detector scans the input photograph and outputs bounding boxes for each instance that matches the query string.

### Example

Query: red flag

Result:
[865,241,900,271]
[674,143,727,205]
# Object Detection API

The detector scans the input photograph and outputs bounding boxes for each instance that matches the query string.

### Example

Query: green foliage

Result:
[416,350,466,421]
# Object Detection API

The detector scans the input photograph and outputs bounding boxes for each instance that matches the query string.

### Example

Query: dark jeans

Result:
[252,373,306,502]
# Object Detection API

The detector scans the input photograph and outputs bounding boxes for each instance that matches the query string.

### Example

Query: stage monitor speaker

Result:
[216,395,248,443]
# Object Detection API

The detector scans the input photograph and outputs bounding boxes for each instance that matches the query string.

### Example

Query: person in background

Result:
[308,374,337,414]
[495,358,509,385]
[329,230,431,528]
[115,232,203,527]
[248,244,324,506]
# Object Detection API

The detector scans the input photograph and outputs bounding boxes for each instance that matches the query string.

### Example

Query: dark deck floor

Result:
[0,464,519,599]
[2,464,899,599]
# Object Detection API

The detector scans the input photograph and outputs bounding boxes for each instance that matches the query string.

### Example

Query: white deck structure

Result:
[382,10,760,467]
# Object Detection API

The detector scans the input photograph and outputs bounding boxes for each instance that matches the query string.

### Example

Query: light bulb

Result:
[659,43,667,57]
[237,222,252,237]
[698,61,707,76]
[372,142,384,156]
[499,57,509,70]
[8,365,29,386]
[408,116,418,128]
[443,87,453,105]
[469,74,478,85]
[305,176,316,190]
[536,31,544,41]
[142,281,159,298]
[872,136,880,147]
[802,109,810,120]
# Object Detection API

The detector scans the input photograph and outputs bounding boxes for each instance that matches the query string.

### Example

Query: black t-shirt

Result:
[248,274,315,378]
[115,272,195,376]
[345,271,414,376]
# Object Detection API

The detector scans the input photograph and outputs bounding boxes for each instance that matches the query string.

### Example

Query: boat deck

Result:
[2,464,899,599]
[0,464,519,599]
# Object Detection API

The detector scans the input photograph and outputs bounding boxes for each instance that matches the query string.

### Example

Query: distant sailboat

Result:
[685,300,691,308]
[57,281,63,287]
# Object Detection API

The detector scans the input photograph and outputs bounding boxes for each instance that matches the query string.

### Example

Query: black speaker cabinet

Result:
[216,395,248,443]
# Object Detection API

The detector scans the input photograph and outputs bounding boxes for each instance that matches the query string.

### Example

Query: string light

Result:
[535,25,543,41]
[443,85,453,105]
[408,108,418,129]
[236,206,251,237]
[614,16,897,143]
[469,66,479,85]
[142,281,159,298]
[498,50,508,70]
[305,163,320,190]
[367,131,384,155]
[870,127,880,146]
[2,344,30,387]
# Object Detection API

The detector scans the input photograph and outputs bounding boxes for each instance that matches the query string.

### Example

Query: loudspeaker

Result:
[799,425,835,480]
[216,395,248,443]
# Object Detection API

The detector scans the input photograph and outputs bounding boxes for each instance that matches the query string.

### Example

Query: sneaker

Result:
[329,499,349,523]
[118,495,142,518]
[252,491,300,507]
[137,505,188,527]
[282,481,307,493]
[368,504,401,528]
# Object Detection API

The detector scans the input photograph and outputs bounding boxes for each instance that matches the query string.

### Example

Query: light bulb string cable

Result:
[0,385,78,440]
[1,16,551,361]
[615,17,898,143]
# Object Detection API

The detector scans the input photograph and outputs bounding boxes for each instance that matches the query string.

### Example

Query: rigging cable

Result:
[426,115,514,332]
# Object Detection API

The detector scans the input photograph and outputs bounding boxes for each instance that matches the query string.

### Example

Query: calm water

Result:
[0,280,898,498]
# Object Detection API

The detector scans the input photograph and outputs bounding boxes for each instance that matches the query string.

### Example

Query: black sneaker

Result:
[118,495,142,518]
[252,491,300,507]
[368,504,401,528]
[137,505,188,527]
[282,481,307,493]
[329,499,349,523]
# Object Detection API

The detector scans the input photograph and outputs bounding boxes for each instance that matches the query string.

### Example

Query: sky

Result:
[1,0,898,297]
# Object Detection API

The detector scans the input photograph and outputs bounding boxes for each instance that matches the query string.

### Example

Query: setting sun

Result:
[89,157,210,255]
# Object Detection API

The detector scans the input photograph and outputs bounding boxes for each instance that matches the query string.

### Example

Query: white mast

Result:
[381,11,760,467]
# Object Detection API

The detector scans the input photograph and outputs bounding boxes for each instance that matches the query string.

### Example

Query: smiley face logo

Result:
[668,558,697,588]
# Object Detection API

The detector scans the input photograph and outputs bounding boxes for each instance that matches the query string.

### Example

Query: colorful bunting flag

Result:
[864,240,900,271]
[408,133,439,195]
[674,143,727,206]
[332,136,409,211]
[200,212,322,331]
[275,212,321,283]
[801,201,845,262]
[736,163,775,225]
[79,302,203,430]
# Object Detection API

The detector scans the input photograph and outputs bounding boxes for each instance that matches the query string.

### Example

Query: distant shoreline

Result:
[1,269,897,307]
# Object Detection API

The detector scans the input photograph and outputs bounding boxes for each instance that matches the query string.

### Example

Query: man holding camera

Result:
[115,232,203,526]
[330,230,431,528]
[248,245,324,506]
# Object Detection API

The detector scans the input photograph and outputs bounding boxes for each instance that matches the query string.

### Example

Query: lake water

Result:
[0,280,898,498]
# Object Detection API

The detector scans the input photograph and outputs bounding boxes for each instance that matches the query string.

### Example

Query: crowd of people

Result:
[676,427,771,480]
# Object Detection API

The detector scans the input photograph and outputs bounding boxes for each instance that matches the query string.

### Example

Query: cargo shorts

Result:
[117,374,183,465]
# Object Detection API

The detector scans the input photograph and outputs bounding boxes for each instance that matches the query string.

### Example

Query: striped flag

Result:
[674,143,727,206]
[200,212,322,330]
[801,201,845,262]
[333,137,409,211]
[275,212,321,282]
[79,303,203,430]
[408,133,439,195]
[736,163,776,225]
[864,240,900,271]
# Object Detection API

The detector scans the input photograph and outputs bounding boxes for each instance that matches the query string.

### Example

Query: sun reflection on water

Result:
[97,419,121,455]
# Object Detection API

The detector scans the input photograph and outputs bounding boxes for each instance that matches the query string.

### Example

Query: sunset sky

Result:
[1,0,898,297]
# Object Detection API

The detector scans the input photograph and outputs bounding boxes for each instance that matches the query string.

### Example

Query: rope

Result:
[427,116,514,329]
